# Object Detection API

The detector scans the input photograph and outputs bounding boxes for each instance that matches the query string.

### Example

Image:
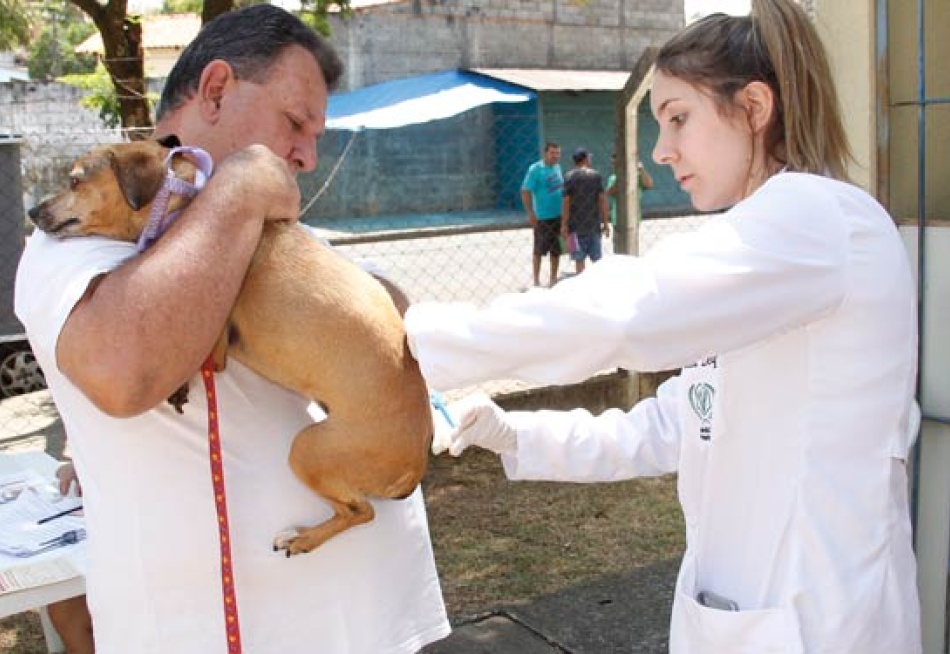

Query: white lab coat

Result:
[405,172,921,653]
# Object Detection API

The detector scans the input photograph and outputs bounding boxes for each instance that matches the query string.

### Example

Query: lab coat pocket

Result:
[670,588,803,654]
[669,555,803,654]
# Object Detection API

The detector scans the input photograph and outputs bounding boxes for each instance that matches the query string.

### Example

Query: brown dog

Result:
[28,139,433,555]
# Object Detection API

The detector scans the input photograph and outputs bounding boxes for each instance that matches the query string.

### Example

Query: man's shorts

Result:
[533,218,563,256]
[570,233,603,262]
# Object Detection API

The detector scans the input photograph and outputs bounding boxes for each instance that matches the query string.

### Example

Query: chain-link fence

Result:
[0,123,710,450]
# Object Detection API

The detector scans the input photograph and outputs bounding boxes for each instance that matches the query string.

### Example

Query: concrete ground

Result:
[422,558,677,653]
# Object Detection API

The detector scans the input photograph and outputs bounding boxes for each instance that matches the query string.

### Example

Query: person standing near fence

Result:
[606,153,653,228]
[15,6,449,653]
[404,0,921,651]
[561,147,609,274]
[521,141,564,287]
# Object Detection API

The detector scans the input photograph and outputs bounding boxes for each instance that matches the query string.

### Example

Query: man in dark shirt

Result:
[561,147,609,274]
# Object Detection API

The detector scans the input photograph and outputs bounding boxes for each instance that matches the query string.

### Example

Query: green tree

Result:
[27,5,96,80]
[299,0,352,37]
[162,0,202,14]
[0,0,32,50]
[60,62,124,128]
[6,0,352,134]
[77,0,352,135]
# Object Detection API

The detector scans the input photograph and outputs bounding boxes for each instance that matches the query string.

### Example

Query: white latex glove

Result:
[439,392,518,457]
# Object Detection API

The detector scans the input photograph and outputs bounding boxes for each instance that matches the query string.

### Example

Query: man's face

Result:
[543,147,561,166]
[208,45,328,174]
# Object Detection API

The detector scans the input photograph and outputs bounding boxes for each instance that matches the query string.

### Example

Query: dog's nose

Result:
[27,205,39,222]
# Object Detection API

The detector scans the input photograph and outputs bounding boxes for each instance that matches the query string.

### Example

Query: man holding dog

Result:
[15,5,449,653]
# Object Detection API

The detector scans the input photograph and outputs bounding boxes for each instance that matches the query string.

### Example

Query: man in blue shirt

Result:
[520,142,563,287]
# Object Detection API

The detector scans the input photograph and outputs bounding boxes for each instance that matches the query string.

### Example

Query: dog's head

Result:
[28,136,198,242]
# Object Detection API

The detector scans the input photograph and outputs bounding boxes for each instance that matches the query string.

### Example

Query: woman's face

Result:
[650,71,759,212]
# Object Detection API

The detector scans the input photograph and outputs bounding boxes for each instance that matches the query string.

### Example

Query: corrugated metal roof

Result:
[327,70,533,131]
[469,68,631,92]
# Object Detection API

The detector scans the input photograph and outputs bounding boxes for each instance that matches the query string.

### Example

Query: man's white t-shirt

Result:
[16,231,450,654]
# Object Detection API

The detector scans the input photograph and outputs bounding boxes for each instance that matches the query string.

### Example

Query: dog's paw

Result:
[273,528,308,558]
[273,528,297,551]
[167,383,190,414]
[273,527,327,557]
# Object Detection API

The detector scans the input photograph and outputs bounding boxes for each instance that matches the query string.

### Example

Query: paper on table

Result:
[0,470,50,503]
[0,487,84,557]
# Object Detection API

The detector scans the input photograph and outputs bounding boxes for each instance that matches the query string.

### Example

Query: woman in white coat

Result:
[405,0,921,652]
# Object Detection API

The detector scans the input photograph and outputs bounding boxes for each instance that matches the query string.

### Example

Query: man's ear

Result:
[196,60,236,124]
[738,80,776,135]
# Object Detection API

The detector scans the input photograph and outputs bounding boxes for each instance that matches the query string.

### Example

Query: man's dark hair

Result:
[157,5,343,119]
[543,141,559,152]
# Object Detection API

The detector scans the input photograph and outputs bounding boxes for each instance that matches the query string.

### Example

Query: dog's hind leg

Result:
[273,496,375,556]
[272,419,384,556]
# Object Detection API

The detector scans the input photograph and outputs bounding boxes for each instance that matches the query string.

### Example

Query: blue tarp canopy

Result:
[326,70,535,131]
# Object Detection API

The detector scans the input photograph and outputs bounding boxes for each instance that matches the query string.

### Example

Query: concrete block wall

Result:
[0,80,121,207]
[301,105,501,222]
[0,81,104,135]
[329,0,682,90]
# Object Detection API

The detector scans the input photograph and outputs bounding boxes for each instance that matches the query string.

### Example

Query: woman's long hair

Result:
[655,0,852,181]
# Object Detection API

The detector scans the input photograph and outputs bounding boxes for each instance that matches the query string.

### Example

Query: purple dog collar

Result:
[136,146,214,252]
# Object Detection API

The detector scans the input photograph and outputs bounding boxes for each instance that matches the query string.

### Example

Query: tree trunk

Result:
[202,0,234,25]
[71,0,153,139]
[104,17,151,139]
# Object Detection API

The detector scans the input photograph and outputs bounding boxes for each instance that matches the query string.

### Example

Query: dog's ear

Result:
[156,134,181,148]
[110,148,168,211]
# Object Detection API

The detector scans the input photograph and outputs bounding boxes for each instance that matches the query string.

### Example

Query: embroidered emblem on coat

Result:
[688,382,715,441]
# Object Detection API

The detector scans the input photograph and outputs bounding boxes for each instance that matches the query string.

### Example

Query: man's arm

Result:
[638,162,654,190]
[520,189,538,226]
[56,146,299,417]
[560,195,571,235]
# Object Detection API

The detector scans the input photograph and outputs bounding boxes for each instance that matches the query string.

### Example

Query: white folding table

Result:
[0,450,86,653]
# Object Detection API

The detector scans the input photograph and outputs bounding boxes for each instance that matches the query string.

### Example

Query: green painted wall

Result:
[538,90,691,218]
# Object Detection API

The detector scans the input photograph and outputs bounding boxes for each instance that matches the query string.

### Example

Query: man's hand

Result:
[56,462,82,497]
[438,393,518,457]
[216,145,301,224]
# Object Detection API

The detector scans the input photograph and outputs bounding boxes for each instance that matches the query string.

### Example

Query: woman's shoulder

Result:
[764,171,877,202]
[752,172,886,215]
[737,172,894,243]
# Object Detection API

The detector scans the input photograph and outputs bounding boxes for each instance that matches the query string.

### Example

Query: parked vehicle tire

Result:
[0,341,46,398]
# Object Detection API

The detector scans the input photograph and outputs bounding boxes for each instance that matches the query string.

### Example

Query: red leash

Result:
[201,356,243,653]
[140,149,239,650]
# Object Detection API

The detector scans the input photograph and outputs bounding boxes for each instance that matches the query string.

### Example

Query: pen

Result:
[37,504,83,525]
